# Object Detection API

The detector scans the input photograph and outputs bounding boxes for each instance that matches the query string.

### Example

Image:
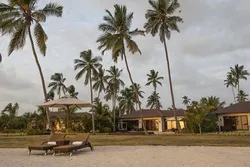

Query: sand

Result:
[0,146,250,167]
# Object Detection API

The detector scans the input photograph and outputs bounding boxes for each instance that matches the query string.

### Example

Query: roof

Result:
[216,101,250,114]
[38,96,93,108]
[119,109,185,119]
[50,112,90,119]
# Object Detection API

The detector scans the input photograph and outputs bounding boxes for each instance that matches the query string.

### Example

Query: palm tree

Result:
[146,91,162,109]
[130,83,144,110]
[48,73,67,98]
[144,0,183,130]
[145,69,164,92]
[229,64,249,94]
[93,67,107,98]
[74,49,102,134]
[0,0,63,132]
[0,53,2,63]
[1,103,19,118]
[46,91,55,101]
[236,90,248,102]
[182,96,191,108]
[67,85,78,99]
[118,87,135,115]
[104,66,125,131]
[224,73,237,103]
[97,4,147,133]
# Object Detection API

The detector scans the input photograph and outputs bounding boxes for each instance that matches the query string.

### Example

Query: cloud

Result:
[1,0,250,114]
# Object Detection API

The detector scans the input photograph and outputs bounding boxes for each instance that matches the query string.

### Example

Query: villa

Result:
[118,109,185,132]
[216,101,250,131]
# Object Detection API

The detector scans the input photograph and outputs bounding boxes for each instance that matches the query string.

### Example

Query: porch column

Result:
[247,114,250,131]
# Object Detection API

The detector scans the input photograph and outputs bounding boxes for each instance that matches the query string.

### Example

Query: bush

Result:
[103,127,112,133]
[26,129,43,135]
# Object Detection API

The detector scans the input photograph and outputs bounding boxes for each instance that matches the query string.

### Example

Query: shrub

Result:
[103,127,111,133]
[26,129,43,135]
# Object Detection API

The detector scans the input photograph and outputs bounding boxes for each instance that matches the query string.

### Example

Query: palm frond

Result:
[34,22,47,56]
[8,22,27,55]
[40,3,63,17]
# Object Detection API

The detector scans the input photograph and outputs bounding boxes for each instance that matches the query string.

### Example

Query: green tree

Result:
[236,90,248,102]
[182,96,191,108]
[144,0,183,130]
[74,49,102,134]
[0,0,63,131]
[229,64,249,94]
[146,91,162,109]
[48,73,67,98]
[1,103,19,118]
[145,69,164,92]
[104,66,124,131]
[46,91,55,101]
[67,85,78,99]
[118,87,135,115]
[93,67,107,98]
[224,73,237,103]
[97,4,147,133]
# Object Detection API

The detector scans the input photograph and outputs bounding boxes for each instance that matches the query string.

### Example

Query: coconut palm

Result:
[229,64,249,94]
[93,67,107,98]
[97,5,147,133]
[144,0,183,130]
[130,83,144,110]
[146,91,162,109]
[48,73,67,98]
[1,103,19,118]
[236,90,248,102]
[46,91,55,101]
[224,73,237,103]
[118,87,135,115]
[74,49,102,134]
[104,66,124,131]
[182,96,191,107]
[67,85,78,99]
[145,69,164,92]
[0,0,63,131]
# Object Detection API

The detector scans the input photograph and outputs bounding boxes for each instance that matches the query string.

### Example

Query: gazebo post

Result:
[66,105,70,131]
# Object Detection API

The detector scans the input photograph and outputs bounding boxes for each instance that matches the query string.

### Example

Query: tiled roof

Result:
[216,101,250,114]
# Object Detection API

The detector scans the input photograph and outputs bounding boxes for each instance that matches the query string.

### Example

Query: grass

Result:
[1,133,250,148]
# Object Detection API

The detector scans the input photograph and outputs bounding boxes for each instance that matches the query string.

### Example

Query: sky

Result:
[1,0,250,114]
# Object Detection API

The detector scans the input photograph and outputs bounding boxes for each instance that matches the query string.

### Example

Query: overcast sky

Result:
[1,0,250,114]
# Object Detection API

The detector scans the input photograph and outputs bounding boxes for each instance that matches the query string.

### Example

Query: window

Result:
[223,116,248,130]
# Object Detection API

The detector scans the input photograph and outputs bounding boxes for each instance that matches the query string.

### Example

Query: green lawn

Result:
[1,133,250,148]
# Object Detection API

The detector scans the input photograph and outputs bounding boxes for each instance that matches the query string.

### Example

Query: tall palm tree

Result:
[229,64,249,94]
[74,49,102,134]
[144,0,183,130]
[118,87,135,115]
[1,103,19,118]
[130,83,144,110]
[146,91,162,109]
[0,0,63,132]
[93,67,107,98]
[48,73,67,98]
[67,85,78,99]
[0,53,2,63]
[145,69,164,92]
[236,90,248,102]
[182,96,191,107]
[224,73,237,103]
[97,4,147,133]
[104,66,124,131]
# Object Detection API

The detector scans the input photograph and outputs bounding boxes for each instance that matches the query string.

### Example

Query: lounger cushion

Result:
[47,141,57,145]
[72,141,83,145]
[28,144,56,151]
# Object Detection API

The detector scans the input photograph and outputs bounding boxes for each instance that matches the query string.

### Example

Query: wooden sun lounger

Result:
[28,133,66,156]
[53,133,93,156]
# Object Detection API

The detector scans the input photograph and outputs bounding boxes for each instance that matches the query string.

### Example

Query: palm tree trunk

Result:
[28,27,52,134]
[231,86,236,103]
[198,124,202,134]
[123,49,147,134]
[89,72,95,134]
[113,93,116,132]
[162,35,180,131]
[238,82,240,95]
[66,106,70,130]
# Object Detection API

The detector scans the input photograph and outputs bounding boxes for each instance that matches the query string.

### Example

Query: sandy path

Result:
[0,146,249,167]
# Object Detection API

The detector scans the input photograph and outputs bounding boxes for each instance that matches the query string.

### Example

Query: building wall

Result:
[165,116,185,130]
[218,113,250,131]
